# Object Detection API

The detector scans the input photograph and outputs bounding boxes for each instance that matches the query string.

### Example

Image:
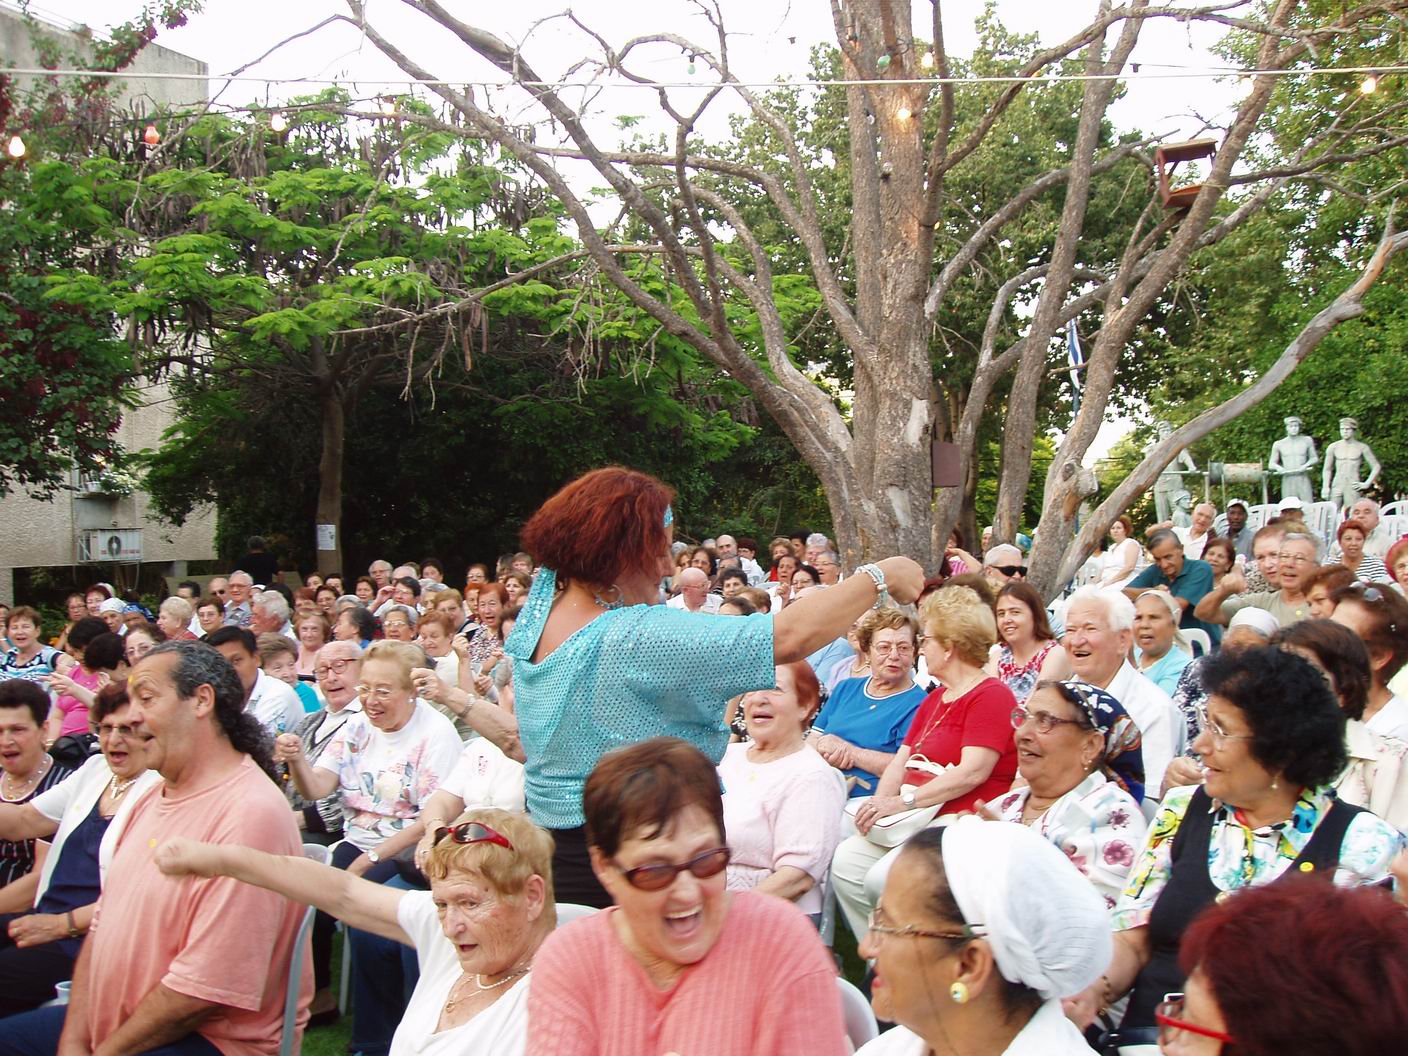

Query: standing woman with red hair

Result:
[505,467,923,906]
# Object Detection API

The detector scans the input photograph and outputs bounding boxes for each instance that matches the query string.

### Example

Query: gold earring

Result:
[949,981,969,1004]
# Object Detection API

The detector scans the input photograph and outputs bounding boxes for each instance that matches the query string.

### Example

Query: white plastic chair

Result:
[837,976,879,1049]
[817,864,838,948]
[280,902,319,1056]
[1381,501,1405,519]
[554,902,600,926]
[1380,514,1407,543]
[1181,628,1212,658]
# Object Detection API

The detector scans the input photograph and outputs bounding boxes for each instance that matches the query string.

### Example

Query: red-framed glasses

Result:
[433,821,515,851]
[1156,994,1236,1046]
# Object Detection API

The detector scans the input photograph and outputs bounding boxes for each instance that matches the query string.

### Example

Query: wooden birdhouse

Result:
[1155,138,1217,210]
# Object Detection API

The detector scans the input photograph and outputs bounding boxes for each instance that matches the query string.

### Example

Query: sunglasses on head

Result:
[1346,583,1400,633]
[613,847,730,891]
[433,821,515,851]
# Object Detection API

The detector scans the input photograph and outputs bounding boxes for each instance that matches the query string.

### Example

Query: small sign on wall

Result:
[316,523,337,551]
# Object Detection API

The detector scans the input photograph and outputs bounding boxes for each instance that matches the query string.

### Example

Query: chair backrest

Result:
[1181,628,1212,658]
[279,902,318,1056]
[1380,501,1405,519]
[1304,501,1339,545]
[1246,504,1274,531]
[837,976,879,1048]
[555,902,600,926]
[1380,514,1408,545]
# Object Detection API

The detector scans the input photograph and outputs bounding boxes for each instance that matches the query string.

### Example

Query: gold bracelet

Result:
[67,910,82,939]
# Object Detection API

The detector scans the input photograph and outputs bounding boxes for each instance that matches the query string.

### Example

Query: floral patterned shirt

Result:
[995,641,1059,705]
[313,701,462,852]
[1113,783,1404,931]
[993,771,1147,908]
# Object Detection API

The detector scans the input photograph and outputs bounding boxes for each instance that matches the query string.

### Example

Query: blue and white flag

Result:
[1066,318,1084,417]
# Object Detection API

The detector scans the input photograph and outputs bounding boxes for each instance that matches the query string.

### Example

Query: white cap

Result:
[1278,496,1304,511]
[98,598,126,615]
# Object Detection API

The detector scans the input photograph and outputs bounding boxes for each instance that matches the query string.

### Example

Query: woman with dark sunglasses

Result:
[528,737,848,1055]
[156,808,554,1056]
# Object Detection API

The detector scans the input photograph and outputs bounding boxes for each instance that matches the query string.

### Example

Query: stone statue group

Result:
[1149,417,1382,523]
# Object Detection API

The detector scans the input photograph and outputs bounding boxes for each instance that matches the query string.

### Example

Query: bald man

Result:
[666,567,721,613]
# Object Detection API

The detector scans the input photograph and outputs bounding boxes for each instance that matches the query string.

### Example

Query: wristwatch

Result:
[366,849,381,864]
[900,789,917,808]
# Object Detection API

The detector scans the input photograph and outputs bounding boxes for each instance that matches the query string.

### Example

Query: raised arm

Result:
[414,667,524,762]
[155,838,410,945]
[0,802,59,842]
[274,734,340,801]
[772,557,923,663]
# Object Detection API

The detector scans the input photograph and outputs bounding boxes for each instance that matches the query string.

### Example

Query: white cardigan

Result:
[29,754,162,903]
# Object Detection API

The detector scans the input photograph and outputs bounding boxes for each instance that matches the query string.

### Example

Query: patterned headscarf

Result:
[1055,680,1146,803]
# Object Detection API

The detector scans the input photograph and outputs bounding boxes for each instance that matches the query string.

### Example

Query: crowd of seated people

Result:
[0,488,1405,1056]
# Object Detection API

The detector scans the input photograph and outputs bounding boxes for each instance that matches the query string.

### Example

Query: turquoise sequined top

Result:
[504,569,776,829]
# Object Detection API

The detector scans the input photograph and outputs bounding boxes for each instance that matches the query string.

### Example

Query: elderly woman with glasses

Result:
[1066,646,1403,1047]
[1153,879,1408,1056]
[157,809,554,1056]
[856,818,1112,1055]
[528,737,848,1056]
[830,587,1018,942]
[990,681,1146,908]
[278,639,462,1046]
[0,684,159,1016]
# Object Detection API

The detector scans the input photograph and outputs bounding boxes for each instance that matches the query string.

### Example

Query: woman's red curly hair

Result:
[520,467,674,588]
[1179,877,1408,1056]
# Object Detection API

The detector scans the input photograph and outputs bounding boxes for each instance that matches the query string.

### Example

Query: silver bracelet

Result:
[855,563,891,608]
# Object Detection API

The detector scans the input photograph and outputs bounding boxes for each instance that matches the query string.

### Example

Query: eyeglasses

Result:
[613,847,730,891]
[990,565,1027,577]
[1277,552,1315,565]
[93,722,153,742]
[1155,994,1235,1045]
[356,684,403,701]
[1010,706,1089,734]
[1195,702,1255,748]
[866,908,984,943]
[871,643,915,657]
[433,821,515,851]
[315,658,355,677]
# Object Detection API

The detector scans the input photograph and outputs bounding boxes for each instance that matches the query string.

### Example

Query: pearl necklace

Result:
[442,967,530,1016]
[1,756,52,802]
[106,774,140,801]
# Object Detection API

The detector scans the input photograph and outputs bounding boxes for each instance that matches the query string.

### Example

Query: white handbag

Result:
[844,754,953,848]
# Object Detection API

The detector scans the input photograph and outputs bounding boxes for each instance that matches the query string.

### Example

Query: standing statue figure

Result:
[1150,420,1199,524]
[1322,417,1382,510]
[1169,490,1194,528]
[1267,415,1319,505]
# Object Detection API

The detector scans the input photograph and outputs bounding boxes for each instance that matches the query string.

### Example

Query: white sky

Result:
[23,1,1248,461]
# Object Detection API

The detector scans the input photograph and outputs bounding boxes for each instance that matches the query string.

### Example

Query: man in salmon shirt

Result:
[0,639,311,1056]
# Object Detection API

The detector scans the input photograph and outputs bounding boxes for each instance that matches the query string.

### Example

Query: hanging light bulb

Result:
[377,96,397,116]
[6,134,25,159]
[687,54,697,75]
[269,111,288,132]
[920,50,935,71]
[896,106,912,121]
[1359,74,1378,95]
[876,54,891,71]
[143,122,160,146]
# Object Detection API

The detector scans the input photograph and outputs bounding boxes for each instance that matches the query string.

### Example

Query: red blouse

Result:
[901,678,1019,815]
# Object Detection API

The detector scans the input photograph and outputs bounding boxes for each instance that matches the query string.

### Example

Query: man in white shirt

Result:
[208,626,304,737]
[1331,498,1394,561]
[1062,586,1180,791]
[250,590,297,642]
[666,567,720,613]
[1174,502,1217,560]
[716,534,765,586]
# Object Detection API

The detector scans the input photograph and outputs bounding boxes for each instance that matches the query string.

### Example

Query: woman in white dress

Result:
[156,808,554,1056]
[1099,516,1143,589]
[856,818,1110,1056]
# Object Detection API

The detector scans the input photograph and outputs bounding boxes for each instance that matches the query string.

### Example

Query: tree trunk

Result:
[315,385,345,575]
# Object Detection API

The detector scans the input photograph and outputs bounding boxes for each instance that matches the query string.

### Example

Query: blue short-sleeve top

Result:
[505,569,777,829]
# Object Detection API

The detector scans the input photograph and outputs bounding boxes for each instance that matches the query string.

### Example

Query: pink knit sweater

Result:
[527,891,847,1056]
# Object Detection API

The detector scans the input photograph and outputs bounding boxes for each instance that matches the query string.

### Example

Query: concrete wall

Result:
[0,379,219,605]
[0,7,214,604]
[0,3,209,112]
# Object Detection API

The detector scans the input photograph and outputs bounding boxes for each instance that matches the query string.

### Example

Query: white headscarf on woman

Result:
[941,817,1112,1001]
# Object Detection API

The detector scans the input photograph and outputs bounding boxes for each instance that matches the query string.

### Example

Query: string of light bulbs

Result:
[3,59,1396,159]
